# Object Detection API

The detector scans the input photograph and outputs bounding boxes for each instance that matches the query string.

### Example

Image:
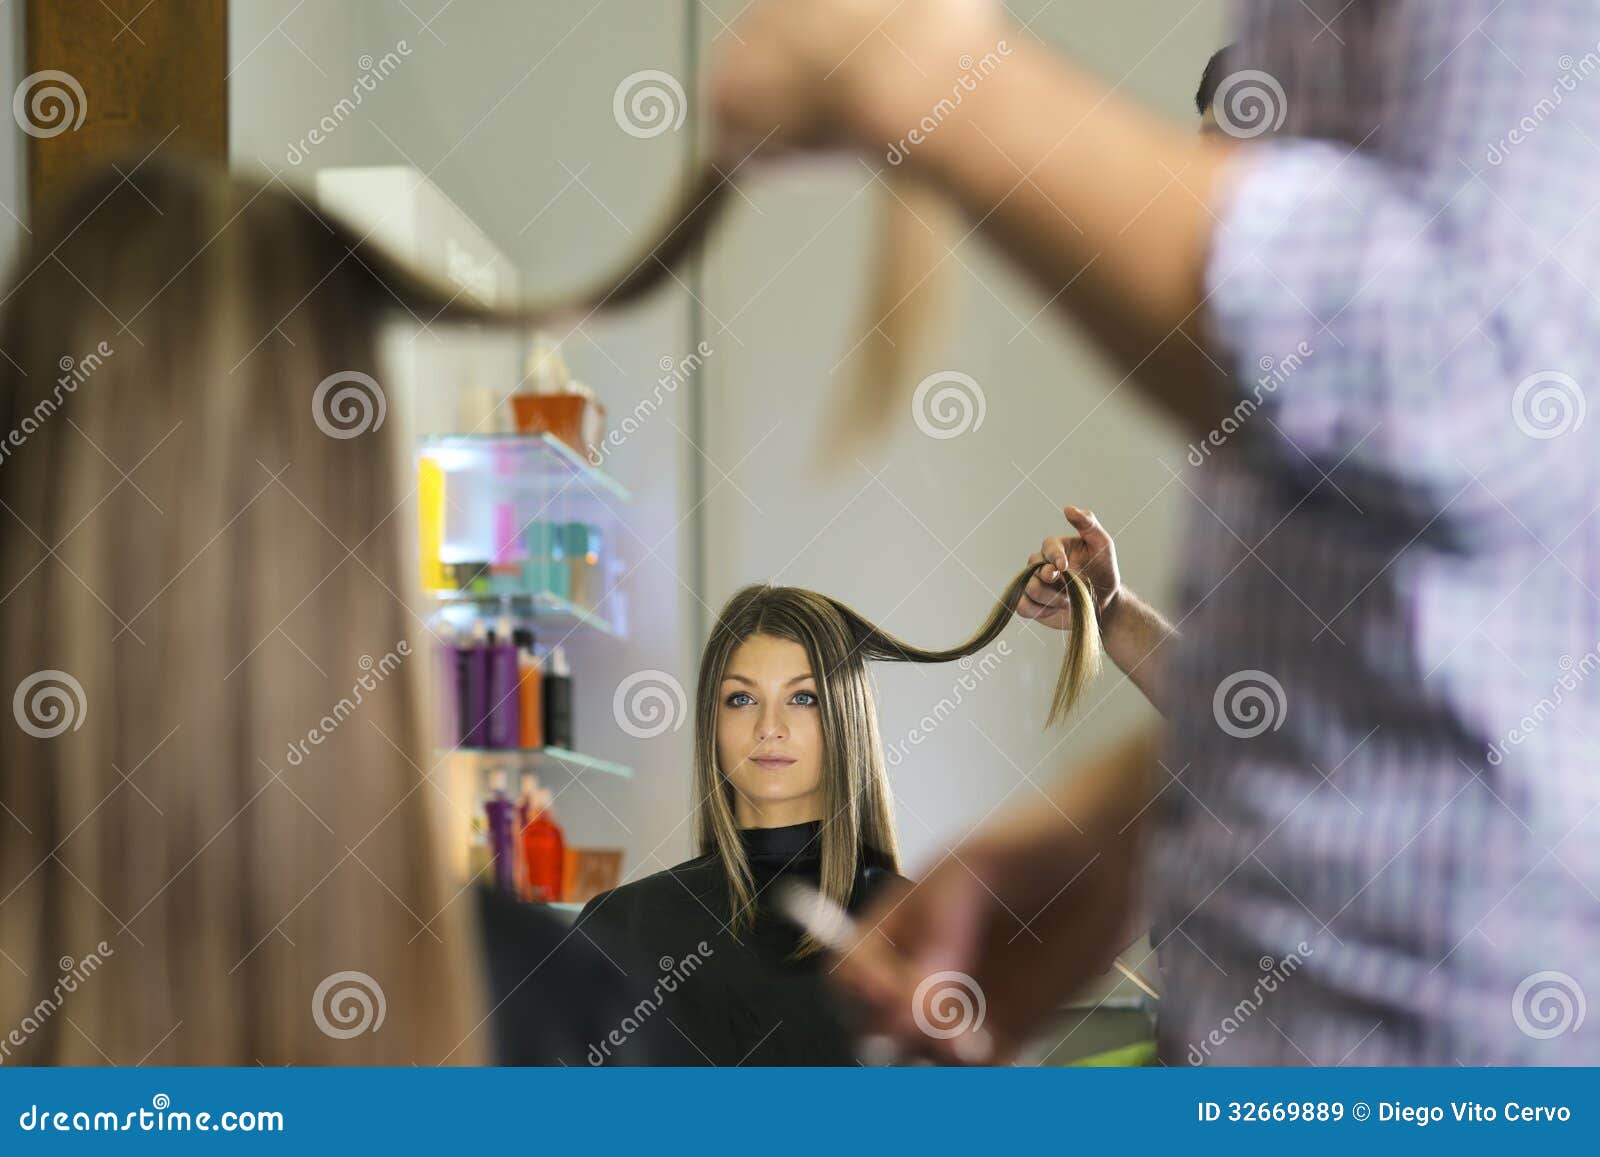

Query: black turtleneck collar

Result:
[738,819,823,864]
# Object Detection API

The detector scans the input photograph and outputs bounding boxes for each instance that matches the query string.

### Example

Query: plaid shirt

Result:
[1149,0,1600,1064]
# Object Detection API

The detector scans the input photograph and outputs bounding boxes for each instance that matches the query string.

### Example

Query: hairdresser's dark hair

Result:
[1196,45,1235,114]
[691,565,1101,951]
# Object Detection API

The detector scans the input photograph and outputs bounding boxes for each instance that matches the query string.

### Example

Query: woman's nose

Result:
[757,703,788,740]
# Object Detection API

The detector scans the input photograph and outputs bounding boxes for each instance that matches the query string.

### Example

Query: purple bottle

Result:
[485,615,522,750]
[461,620,490,748]
[484,770,516,895]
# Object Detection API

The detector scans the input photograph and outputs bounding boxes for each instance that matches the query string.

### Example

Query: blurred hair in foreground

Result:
[0,156,522,1064]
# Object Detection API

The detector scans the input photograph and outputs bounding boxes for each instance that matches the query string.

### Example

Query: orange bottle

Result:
[514,773,538,900]
[515,628,543,749]
[522,788,566,902]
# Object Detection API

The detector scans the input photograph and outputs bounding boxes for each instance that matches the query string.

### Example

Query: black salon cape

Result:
[574,820,905,1066]
[476,885,657,1065]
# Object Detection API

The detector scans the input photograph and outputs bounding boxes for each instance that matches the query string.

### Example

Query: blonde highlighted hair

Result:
[693,565,1100,952]
[0,156,531,1064]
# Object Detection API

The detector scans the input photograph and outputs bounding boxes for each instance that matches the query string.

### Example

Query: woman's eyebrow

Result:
[720,673,815,686]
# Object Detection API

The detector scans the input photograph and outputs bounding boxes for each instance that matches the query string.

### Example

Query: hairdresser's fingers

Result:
[705,0,881,161]
[1024,576,1075,624]
[1026,550,1062,586]
[903,866,1004,1065]
[832,881,927,1044]
[1040,534,1075,575]
[1062,505,1110,549]
[835,934,914,1039]
[710,0,1013,167]
[834,871,994,1064]
[1018,554,1062,625]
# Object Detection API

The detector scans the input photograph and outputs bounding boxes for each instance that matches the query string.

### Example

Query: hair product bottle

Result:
[484,769,516,895]
[542,645,572,750]
[462,620,491,748]
[515,773,540,900]
[485,616,521,749]
[515,627,543,749]
[522,788,567,903]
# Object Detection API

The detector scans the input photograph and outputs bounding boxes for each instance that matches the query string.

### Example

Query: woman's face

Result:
[716,633,825,828]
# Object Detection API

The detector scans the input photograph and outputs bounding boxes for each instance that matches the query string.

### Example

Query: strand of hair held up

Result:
[824,563,1103,728]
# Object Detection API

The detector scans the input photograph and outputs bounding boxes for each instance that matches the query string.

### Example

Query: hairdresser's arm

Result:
[1019,505,1176,713]
[1098,590,1175,715]
[711,1,1600,538]
[708,0,1233,433]
[830,727,1156,1064]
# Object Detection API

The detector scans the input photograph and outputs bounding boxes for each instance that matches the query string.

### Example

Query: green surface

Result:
[1068,1039,1159,1067]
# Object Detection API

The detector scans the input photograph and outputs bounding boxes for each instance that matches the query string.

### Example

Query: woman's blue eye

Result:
[792,690,818,706]
[725,692,754,707]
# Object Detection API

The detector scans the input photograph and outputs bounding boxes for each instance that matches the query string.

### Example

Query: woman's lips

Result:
[749,755,797,770]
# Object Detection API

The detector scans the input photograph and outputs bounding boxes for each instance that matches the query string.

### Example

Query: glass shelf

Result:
[426,589,618,637]
[418,432,631,503]
[440,745,634,780]
[418,432,630,639]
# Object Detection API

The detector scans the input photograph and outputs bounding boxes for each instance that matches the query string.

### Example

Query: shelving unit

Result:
[419,427,635,911]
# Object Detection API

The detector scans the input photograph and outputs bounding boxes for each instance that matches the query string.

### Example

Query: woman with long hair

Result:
[576,566,1099,1064]
[0,156,624,1066]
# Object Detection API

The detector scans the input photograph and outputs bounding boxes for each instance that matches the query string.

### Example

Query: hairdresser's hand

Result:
[831,731,1153,1064]
[1018,505,1120,627]
[706,0,1009,161]
[1020,505,1176,714]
